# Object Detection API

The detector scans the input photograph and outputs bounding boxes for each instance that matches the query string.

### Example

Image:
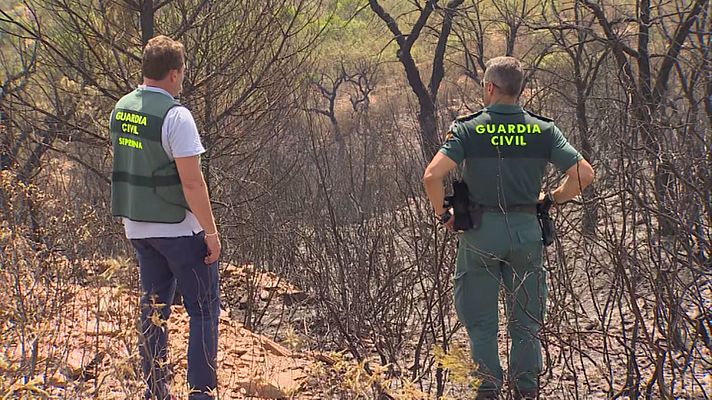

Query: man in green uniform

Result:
[423,57,594,399]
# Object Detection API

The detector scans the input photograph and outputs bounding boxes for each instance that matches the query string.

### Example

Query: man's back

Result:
[440,104,582,207]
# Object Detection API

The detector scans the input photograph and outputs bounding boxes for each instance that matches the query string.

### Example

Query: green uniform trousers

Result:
[453,212,546,395]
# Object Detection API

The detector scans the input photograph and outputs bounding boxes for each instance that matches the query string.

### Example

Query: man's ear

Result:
[169,69,179,83]
[487,82,496,96]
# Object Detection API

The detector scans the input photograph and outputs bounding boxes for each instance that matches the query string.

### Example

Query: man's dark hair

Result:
[142,35,184,80]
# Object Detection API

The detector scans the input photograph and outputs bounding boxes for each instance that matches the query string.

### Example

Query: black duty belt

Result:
[480,204,538,214]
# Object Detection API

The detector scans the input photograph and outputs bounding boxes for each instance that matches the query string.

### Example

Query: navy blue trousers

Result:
[131,232,220,400]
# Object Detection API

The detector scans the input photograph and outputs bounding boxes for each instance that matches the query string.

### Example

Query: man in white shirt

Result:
[110,35,220,400]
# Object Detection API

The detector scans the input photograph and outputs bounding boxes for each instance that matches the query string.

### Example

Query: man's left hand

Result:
[538,191,556,207]
[204,233,221,264]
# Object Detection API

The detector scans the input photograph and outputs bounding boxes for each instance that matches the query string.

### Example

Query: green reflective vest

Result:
[110,88,189,223]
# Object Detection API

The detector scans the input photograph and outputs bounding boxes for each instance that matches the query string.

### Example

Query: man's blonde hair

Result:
[142,35,184,80]
[483,56,524,97]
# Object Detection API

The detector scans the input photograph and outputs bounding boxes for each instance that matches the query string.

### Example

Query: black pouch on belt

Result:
[537,196,556,246]
[444,180,473,231]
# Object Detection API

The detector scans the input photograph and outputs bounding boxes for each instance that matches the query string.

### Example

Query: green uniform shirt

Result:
[439,104,582,207]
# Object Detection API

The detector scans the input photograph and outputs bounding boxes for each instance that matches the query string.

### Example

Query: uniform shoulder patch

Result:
[524,109,554,122]
[444,122,457,141]
[455,110,484,122]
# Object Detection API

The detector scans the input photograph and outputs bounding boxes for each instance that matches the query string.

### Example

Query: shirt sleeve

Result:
[549,126,583,172]
[162,106,206,160]
[438,121,467,164]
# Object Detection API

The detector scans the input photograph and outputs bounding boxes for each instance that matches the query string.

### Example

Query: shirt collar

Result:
[485,103,523,114]
[137,84,174,99]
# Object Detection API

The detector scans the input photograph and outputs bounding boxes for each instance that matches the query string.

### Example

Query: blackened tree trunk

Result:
[368,0,464,160]
[140,0,154,46]
[583,0,708,237]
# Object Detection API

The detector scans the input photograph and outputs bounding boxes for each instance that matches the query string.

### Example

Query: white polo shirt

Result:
[121,85,205,239]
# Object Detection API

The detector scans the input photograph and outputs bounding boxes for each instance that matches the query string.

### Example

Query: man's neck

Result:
[142,79,173,96]
[488,97,518,106]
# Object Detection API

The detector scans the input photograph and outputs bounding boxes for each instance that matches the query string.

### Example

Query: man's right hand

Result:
[443,216,455,231]
[204,233,221,264]
[437,210,455,231]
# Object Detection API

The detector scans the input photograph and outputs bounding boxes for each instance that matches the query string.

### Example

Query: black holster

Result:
[444,180,475,231]
[537,199,555,246]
